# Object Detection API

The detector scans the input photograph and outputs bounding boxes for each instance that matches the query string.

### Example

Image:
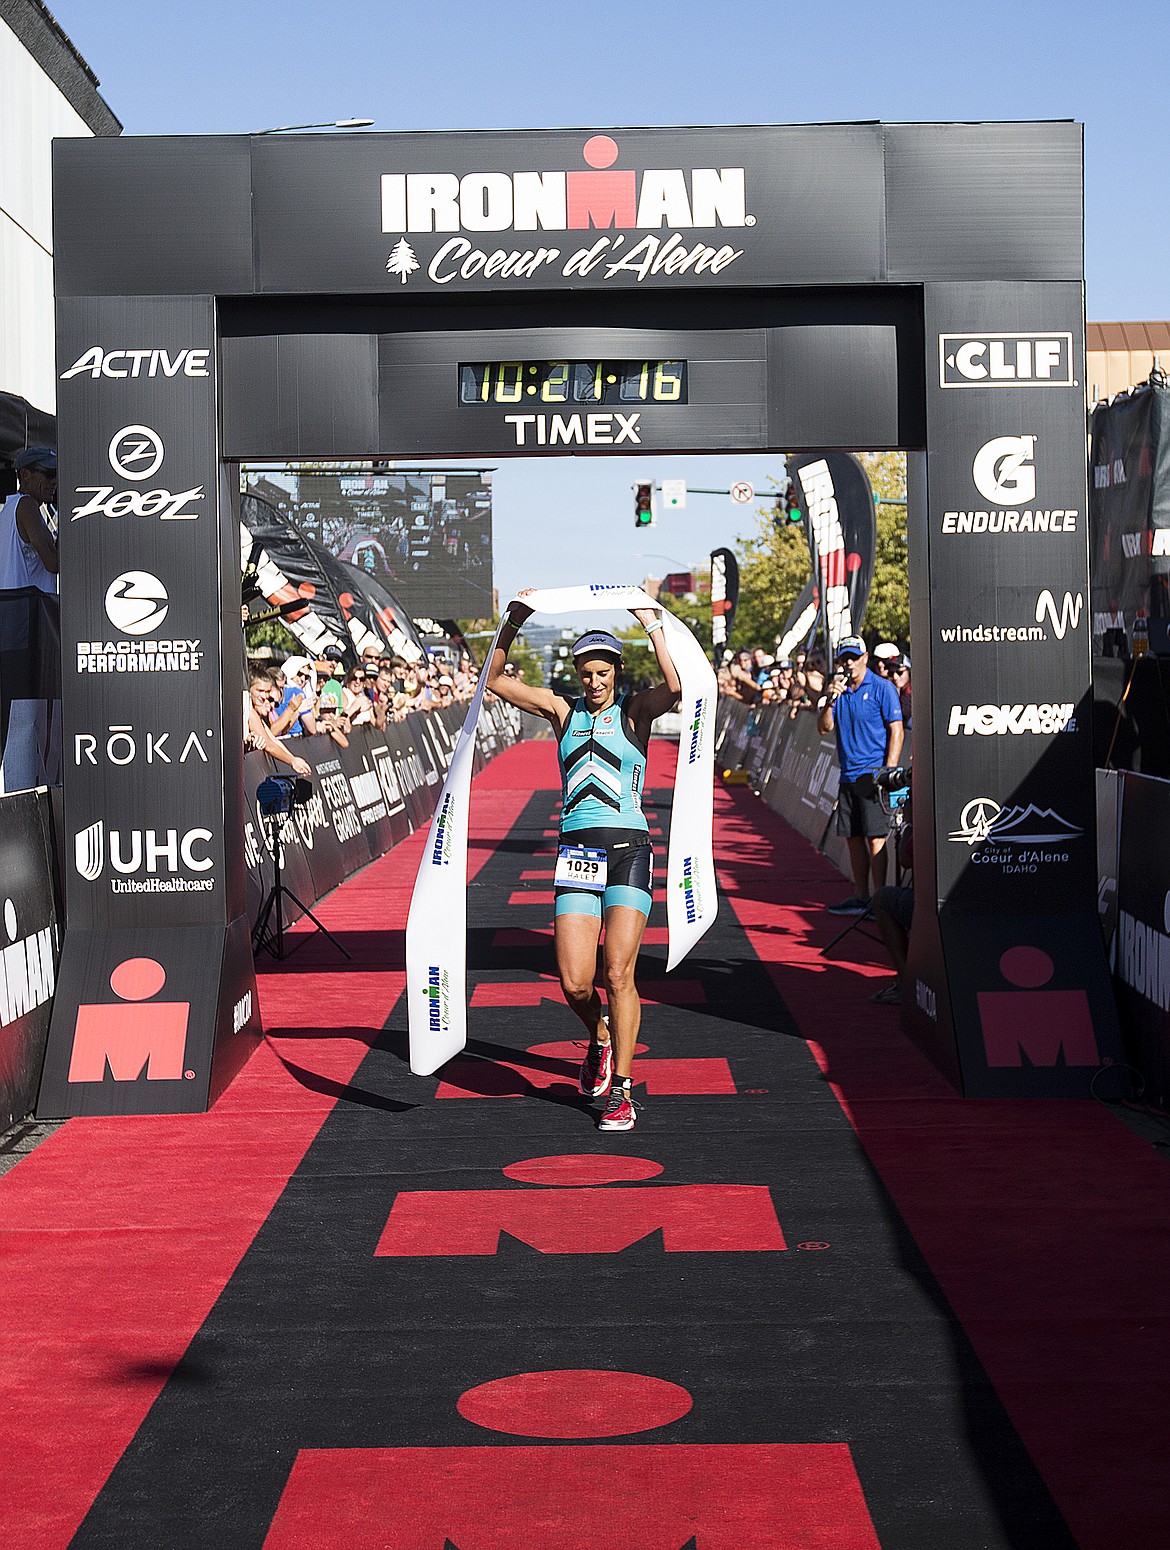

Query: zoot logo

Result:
[71,424,203,523]
[938,333,1073,388]
[61,347,211,380]
[73,820,215,893]
[947,703,1076,736]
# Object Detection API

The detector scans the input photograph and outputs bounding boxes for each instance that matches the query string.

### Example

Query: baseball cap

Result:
[14,446,56,473]
[835,636,866,659]
[571,630,623,661]
[872,642,900,662]
[438,674,453,686]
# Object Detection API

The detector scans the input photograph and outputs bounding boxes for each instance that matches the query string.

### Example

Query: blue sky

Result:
[51,0,1169,622]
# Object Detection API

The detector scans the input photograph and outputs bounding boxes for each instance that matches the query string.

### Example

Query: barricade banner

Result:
[0,788,60,1130]
[407,586,718,1076]
[1089,381,1170,652]
[1113,771,1170,1102]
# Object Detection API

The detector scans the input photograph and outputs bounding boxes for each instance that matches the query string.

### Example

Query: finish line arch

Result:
[36,120,1122,1115]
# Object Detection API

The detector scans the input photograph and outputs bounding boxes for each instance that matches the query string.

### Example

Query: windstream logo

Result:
[424,964,451,1035]
[686,697,707,766]
[431,792,456,866]
[947,703,1076,736]
[938,590,1083,646]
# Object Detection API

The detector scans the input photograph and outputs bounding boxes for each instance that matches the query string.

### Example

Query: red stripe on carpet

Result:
[0,764,533,1547]
[712,780,1170,1550]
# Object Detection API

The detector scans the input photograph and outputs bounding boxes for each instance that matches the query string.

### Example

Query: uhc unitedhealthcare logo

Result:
[687,697,706,765]
[681,855,699,924]
[430,792,456,866]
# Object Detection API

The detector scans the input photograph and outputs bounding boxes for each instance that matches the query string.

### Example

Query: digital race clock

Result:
[459,360,688,406]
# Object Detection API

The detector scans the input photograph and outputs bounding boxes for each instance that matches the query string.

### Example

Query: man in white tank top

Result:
[1,447,59,792]
[1,446,58,594]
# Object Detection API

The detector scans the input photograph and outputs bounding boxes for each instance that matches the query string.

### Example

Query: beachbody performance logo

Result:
[424,964,452,1036]
[380,136,749,288]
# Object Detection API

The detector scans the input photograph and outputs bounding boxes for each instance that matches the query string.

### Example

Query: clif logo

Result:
[939,333,1073,388]
[381,136,750,236]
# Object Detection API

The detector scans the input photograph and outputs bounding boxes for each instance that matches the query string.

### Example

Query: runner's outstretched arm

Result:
[485,594,570,728]
[628,606,682,726]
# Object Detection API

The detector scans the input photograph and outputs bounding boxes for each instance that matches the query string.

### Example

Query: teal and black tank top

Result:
[557,694,649,836]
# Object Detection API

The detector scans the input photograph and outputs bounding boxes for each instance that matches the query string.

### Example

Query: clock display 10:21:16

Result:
[458,361,688,406]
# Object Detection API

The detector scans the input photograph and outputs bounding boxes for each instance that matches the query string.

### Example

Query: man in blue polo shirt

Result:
[817,636,904,914]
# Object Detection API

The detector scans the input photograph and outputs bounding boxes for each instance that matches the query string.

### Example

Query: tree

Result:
[386,238,420,284]
[730,453,909,652]
[457,615,545,686]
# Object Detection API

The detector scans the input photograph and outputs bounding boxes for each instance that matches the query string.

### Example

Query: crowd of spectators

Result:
[244,642,481,761]
[718,639,910,727]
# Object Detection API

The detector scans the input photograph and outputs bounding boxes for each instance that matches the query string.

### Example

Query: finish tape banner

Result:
[407,585,718,1076]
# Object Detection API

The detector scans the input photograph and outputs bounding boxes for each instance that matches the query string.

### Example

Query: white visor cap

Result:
[571,630,623,661]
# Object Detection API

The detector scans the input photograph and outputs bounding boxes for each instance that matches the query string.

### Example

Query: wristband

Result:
[645,619,664,634]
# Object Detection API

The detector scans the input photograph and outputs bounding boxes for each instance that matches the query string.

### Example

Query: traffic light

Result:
[773,478,803,528]
[634,481,655,528]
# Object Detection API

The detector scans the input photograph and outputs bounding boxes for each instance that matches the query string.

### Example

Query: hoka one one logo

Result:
[681,855,698,924]
[687,698,705,765]
[426,965,443,1032]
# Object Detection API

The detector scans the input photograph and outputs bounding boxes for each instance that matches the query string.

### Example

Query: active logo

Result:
[939,333,1073,388]
[938,589,1083,646]
[73,820,215,891]
[972,435,1036,505]
[104,570,169,635]
[947,703,1076,736]
[61,347,211,380]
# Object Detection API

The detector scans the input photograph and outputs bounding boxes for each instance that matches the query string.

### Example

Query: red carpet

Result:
[0,739,1164,1547]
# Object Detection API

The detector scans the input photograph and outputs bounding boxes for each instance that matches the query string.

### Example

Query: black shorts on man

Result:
[836,780,890,840]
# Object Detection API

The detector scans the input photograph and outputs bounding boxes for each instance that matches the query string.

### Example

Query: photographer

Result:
[817,636,903,915]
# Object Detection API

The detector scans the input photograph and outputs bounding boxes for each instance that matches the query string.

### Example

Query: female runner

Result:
[486,598,681,1131]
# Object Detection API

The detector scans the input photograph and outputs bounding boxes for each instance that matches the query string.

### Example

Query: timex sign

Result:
[939,333,1074,388]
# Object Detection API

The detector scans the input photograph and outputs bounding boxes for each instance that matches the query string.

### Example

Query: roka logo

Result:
[105,570,169,635]
[972,436,1036,506]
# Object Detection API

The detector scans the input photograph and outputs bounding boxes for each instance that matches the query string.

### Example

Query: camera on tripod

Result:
[872,764,910,793]
[256,773,314,818]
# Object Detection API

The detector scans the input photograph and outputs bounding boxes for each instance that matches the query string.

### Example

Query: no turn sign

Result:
[730,481,755,505]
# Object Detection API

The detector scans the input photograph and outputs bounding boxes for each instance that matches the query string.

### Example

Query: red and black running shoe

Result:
[598,1079,638,1132]
[579,1030,614,1099]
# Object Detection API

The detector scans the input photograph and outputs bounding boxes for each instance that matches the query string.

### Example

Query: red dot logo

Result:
[457,1369,692,1438]
[109,957,166,1001]
[582,135,619,169]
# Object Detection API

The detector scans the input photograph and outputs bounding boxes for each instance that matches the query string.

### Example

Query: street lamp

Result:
[257,118,375,134]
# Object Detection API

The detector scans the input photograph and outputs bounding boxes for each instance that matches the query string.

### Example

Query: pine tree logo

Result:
[386,238,420,284]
